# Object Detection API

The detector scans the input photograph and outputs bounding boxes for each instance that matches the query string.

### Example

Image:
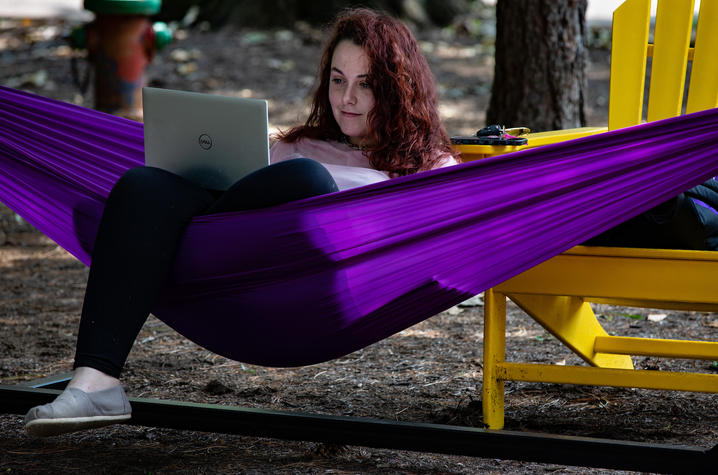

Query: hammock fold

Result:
[2,85,718,367]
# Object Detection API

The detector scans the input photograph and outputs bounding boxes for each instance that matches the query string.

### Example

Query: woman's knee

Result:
[274,157,329,176]
[270,158,338,194]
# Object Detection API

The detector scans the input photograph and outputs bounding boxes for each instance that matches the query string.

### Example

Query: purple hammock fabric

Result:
[1,85,718,367]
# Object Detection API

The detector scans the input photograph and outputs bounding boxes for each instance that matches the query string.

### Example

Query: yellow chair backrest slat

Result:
[609,0,718,130]
[686,0,718,113]
[646,0,695,123]
[608,0,651,130]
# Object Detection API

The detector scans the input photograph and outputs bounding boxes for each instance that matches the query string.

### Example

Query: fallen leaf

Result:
[446,306,463,315]
[458,294,484,307]
[647,313,667,322]
[621,313,644,320]
[170,48,191,62]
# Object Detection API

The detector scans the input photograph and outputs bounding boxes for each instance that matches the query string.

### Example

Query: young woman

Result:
[24,8,458,437]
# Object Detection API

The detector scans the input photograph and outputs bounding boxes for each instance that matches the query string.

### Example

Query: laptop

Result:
[142,87,270,190]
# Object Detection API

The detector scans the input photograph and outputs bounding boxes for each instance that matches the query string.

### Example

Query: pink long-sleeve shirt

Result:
[270,138,458,191]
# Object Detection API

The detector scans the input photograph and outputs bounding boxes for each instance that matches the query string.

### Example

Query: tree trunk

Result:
[487,0,587,131]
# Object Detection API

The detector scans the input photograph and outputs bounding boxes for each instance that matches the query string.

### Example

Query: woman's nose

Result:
[343,85,357,105]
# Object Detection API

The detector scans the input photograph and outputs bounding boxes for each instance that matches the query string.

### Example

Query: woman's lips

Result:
[341,111,361,117]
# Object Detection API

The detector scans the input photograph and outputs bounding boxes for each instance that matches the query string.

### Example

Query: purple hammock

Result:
[2,85,718,367]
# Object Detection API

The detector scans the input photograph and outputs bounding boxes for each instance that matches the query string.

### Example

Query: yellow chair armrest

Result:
[524,126,608,146]
[454,126,608,161]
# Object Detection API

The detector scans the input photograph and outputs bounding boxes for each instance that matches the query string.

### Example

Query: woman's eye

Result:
[331,77,344,85]
[359,81,371,89]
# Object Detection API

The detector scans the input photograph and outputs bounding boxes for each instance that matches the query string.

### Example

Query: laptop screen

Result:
[142,87,270,190]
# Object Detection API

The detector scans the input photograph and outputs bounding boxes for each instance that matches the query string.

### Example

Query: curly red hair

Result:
[278,8,455,176]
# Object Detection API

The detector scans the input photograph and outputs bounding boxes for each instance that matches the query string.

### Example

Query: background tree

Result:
[487,0,587,131]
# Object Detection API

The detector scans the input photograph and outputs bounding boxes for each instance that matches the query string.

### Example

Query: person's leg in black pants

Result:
[74,158,338,378]
[73,166,217,378]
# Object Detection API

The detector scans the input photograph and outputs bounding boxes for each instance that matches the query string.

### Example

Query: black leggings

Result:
[74,158,338,378]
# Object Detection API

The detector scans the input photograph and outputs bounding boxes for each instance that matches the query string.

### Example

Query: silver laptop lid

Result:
[142,87,270,190]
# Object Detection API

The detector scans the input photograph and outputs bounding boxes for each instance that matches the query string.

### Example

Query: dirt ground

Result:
[1,14,717,475]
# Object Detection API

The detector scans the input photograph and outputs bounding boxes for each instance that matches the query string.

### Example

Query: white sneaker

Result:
[24,386,132,437]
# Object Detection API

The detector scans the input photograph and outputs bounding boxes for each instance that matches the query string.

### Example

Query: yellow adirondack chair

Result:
[456,0,718,430]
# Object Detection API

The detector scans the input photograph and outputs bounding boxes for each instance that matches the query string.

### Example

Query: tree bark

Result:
[487,0,587,131]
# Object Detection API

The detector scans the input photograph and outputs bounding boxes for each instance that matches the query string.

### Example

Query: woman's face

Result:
[328,40,375,146]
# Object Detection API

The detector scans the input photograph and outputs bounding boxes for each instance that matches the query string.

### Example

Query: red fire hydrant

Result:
[70,0,171,120]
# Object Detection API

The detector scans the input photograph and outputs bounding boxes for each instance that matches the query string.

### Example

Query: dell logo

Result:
[198,133,213,150]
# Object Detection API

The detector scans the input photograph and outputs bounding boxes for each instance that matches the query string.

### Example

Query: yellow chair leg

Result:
[483,288,506,429]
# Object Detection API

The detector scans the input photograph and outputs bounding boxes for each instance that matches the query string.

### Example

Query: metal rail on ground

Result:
[1,383,714,474]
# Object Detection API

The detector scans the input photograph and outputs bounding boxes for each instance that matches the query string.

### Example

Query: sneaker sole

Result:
[25,414,132,437]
